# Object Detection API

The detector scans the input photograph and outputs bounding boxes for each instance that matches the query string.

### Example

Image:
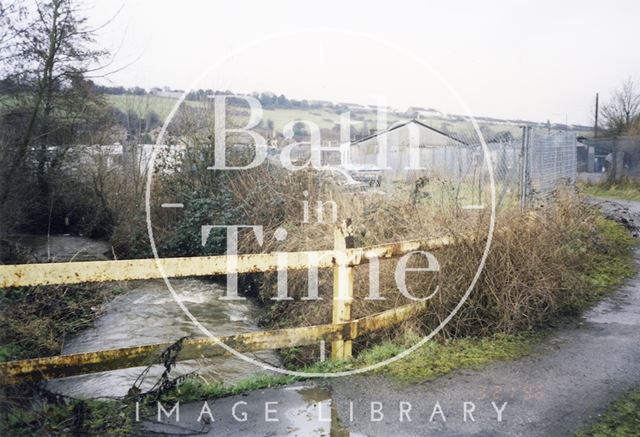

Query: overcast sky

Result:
[87,0,640,125]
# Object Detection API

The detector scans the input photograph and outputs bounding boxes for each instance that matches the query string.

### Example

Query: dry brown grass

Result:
[0,283,125,362]
[108,139,631,367]
[224,169,633,364]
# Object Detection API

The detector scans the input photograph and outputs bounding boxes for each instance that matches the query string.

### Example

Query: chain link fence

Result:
[522,128,577,204]
[344,121,577,209]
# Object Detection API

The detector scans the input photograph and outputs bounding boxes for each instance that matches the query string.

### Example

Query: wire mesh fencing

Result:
[343,121,577,209]
[524,128,577,202]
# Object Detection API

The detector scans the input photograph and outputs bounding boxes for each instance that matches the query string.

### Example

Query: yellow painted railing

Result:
[0,223,458,384]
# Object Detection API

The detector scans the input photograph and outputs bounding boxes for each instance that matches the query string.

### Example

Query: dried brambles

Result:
[229,174,634,365]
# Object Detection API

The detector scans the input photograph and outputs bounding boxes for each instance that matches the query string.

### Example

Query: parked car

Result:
[341,164,383,187]
[320,166,366,191]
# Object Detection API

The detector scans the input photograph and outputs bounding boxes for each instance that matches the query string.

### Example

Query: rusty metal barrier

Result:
[0,302,426,384]
[0,235,455,288]
[0,223,460,384]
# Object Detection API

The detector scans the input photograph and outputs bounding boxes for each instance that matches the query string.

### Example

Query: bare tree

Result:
[0,1,27,100]
[1,0,110,202]
[601,77,640,135]
[0,0,118,238]
[0,1,25,62]
[19,0,107,147]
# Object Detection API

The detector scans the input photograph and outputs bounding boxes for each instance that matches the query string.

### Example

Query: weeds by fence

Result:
[347,122,577,209]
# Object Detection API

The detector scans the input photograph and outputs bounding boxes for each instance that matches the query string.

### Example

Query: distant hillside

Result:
[104,89,591,140]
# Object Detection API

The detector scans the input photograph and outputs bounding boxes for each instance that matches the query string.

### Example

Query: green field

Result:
[1,92,589,139]
[101,94,546,138]
[106,94,411,130]
[106,94,198,118]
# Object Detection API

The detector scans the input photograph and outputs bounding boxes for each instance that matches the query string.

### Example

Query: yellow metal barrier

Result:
[0,302,426,384]
[0,236,454,288]
[0,224,459,383]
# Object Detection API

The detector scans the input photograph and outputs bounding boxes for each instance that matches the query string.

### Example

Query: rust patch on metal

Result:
[0,302,425,384]
[0,236,463,289]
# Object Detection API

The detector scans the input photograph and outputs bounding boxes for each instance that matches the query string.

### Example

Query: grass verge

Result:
[579,215,635,294]
[581,178,640,201]
[577,389,640,436]
[330,333,537,382]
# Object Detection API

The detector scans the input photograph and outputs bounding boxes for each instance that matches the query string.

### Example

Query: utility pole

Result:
[594,92,599,138]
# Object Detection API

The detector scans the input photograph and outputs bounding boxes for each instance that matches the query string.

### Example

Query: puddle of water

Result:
[144,384,358,437]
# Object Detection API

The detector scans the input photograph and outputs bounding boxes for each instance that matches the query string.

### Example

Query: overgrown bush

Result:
[223,172,635,366]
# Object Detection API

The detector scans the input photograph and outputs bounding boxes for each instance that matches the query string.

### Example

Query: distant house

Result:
[149,88,184,99]
[309,100,333,108]
[71,143,185,175]
[337,102,366,111]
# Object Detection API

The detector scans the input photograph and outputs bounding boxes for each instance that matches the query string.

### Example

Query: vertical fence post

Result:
[332,218,354,360]
[519,126,531,209]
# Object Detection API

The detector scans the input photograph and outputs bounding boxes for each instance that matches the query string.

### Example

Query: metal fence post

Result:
[332,218,354,360]
[519,126,531,208]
